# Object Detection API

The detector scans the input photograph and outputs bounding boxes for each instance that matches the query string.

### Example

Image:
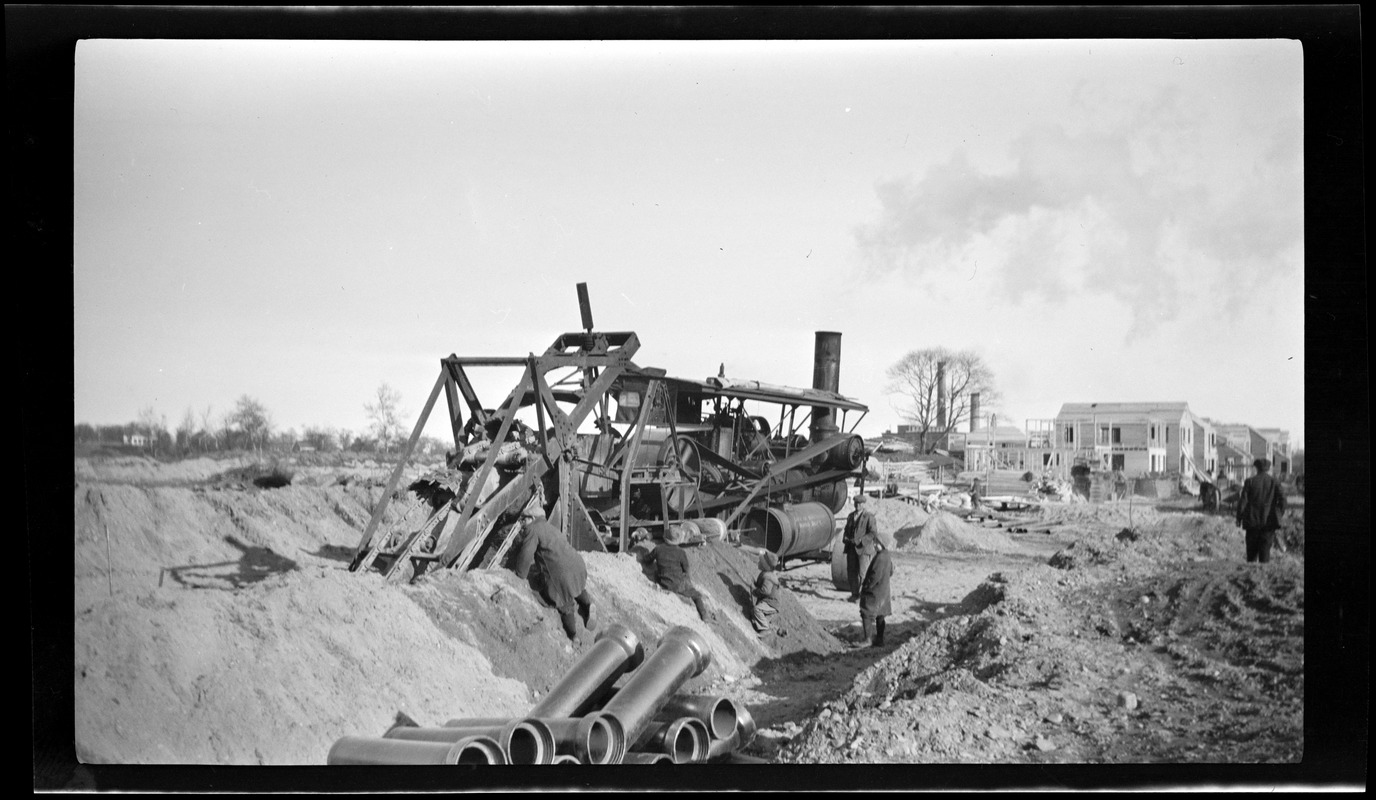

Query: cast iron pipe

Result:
[735,703,758,747]
[550,754,581,765]
[445,713,625,765]
[621,751,675,764]
[327,734,505,765]
[527,623,644,719]
[388,719,554,765]
[653,693,740,740]
[633,716,708,764]
[721,752,770,764]
[599,625,712,750]
[704,729,740,762]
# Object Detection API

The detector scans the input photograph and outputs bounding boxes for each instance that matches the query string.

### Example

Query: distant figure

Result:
[842,494,880,601]
[969,478,984,510]
[1236,458,1287,564]
[512,510,595,639]
[749,550,781,636]
[1200,475,1220,513]
[859,548,894,648]
[641,524,714,622]
[1111,468,1128,501]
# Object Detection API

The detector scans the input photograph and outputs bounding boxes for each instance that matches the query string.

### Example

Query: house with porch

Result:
[1191,415,1219,477]
[1052,402,1197,478]
[1209,422,1291,477]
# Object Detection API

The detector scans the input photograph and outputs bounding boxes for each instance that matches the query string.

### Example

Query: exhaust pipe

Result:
[810,332,842,444]
[654,694,739,740]
[444,713,625,765]
[393,719,554,765]
[327,734,505,765]
[634,717,709,763]
[600,626,712,750]
[528,623,644,718]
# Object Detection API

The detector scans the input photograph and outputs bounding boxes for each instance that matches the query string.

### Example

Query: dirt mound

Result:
[779,554,1304,764]
[74,455,252,485]
[73,459,842,764]
[898,512,1022,555]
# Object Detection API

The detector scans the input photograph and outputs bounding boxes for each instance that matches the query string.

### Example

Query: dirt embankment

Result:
[71,455,1305,770]
[72,455,842,765]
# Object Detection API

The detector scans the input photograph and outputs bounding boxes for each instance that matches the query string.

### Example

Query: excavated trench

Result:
[69,454,1305,775]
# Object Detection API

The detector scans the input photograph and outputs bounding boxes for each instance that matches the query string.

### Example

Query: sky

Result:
[73,38,1305,448]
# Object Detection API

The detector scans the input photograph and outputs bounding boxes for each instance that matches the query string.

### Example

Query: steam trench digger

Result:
[349,284,870,584]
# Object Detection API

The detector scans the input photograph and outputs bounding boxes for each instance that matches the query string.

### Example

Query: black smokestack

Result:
[936,361,948,430]
[970,392,981,432]
[811,332,842,442]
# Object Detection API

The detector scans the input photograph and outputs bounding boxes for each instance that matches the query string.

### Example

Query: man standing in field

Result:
[842,494,880,601]
[859,546,894,648]
[1236,458,1287,564]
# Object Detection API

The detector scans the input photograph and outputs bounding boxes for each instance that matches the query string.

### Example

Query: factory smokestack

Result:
[936,361,947,430]
[970,392,981,432]
[810,332,842,442]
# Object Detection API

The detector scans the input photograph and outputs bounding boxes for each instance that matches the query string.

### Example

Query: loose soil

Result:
[69,452,1304,776]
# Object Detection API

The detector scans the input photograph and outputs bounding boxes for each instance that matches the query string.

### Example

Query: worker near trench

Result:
[512,509,596,640]
[1235,458,1287,564]
[858,543,894,648]
[842,494,881,602]
[636,523,715,622]
[749,550,781,637]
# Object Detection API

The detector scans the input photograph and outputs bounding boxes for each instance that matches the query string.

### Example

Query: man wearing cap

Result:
[1236,458,1287,564]
[749,550,781,636]
[512,509,596,639]
[642,523,714,622]
[842,494,881,601]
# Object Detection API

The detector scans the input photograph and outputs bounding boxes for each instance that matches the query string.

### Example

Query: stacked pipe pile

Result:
[327,624,760,765]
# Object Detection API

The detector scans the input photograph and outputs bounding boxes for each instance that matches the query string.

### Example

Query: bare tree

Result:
[302,425,337,451]
[365,383,407,454]
[885,347,1001,453]
[199,405,217,450]
[136,405,166,452]
[230,395,273,453]
[176,407,197,453]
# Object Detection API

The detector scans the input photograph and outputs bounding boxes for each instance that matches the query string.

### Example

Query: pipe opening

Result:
[683,718,710,763]
[583,716,615,764]
[453,738,504,764]
[668,725,696,763]
[709,699,739,741]
[505,726,543,765]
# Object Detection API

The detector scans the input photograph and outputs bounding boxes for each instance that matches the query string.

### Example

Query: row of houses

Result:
[879,402,1292,483]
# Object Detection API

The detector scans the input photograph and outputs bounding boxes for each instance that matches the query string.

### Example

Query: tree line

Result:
[73,384,441,458]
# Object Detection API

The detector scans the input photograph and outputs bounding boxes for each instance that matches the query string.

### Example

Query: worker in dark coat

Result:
[512,511,595,639]
[640,524,714,622]
[859,548,894,648]
[1235,458,1287,564]
[842,494,880,601]
[749,549,781,636]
